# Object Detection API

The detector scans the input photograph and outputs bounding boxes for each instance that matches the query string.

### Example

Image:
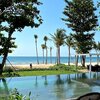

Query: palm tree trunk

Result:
[50,48,52,64]
[0,32,13,75]
[43,49,44,64]
[58,46,60,64]
[57,47,59,64]
[35,41,39,64]
[68,46,70,66]
[45,47,47,64]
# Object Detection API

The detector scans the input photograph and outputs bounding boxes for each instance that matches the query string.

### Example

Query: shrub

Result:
[50,64,69,70]
[8,88,31,100]
[3,67,13,73]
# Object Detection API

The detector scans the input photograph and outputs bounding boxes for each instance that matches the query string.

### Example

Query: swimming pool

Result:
[0,72,100,100]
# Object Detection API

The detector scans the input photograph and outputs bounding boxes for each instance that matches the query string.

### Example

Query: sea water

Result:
[0,56,99,65]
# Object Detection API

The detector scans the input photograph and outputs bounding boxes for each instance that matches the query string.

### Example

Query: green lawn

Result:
[2,70,77,77]
[17,70,75,76]
[2,64,85,77]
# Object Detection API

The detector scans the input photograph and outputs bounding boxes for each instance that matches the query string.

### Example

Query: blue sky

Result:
[9,0,100,57]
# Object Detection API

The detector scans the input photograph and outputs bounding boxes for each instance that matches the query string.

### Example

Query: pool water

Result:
[0,72,100,100]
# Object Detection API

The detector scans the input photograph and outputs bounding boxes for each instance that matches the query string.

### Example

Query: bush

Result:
[0,88,31,100]
[49,64,84,72]
[9,88,31,100]
[50,64,69,70]
[3,67,13,73]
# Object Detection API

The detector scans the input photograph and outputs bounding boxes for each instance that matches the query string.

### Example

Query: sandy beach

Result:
[11,64,55,69]
[4,62,99,70]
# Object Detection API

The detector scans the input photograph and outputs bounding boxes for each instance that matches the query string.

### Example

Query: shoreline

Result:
[4,62,99,70]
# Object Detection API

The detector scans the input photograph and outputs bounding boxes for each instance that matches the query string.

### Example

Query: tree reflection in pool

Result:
[0,72,100,100]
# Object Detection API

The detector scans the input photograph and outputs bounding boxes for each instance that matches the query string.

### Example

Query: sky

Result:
[9,0,100,57]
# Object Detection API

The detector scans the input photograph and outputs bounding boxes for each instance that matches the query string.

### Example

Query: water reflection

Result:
[0,72,100,100]
[0,78,9,99]
[54,75,66,100]
[34,76,38,87]
[67,74,72,84]
[55,75,64,85]
[2,78,9,94]
[43,76,48,86]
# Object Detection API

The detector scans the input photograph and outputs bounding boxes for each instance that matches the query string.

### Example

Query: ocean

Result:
[0,56,99,65]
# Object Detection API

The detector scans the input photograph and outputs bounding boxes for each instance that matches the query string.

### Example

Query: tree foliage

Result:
[62,0,98,33]
[93,41,100,53]
[65,35,74,47]
[51,29,66,64]
[0,0,42,32]
[51,29,66,48]
[0,32,16,56]
[71,33,95,53]
[62,0,98,67]
[0,0,42,74]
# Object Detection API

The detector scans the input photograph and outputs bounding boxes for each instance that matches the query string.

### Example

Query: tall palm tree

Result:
[50,47,52,64]
[44,36,48,64]
[41,44,46,64]
[93,41,100,65]
[97,42,100,65]
[51,29,66,64]
[65,35,74,66]
[34,34,39,64]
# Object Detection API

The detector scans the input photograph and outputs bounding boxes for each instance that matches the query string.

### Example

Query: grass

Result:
[2,69,76,77]
[17,70,75,76]
[2,64,86,77]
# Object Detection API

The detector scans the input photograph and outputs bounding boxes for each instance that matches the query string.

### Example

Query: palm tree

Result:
[44,36,48,64]
[51,29,66,64]
[41,44,46,64]
[34,34,39,64]
[93,41,100,65]
[50,47,52,64]
[65,35,74,66]
[97,42,100,65]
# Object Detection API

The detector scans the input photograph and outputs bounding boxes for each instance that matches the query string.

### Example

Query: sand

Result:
[5,62,99,71]
[5,64,55,69]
